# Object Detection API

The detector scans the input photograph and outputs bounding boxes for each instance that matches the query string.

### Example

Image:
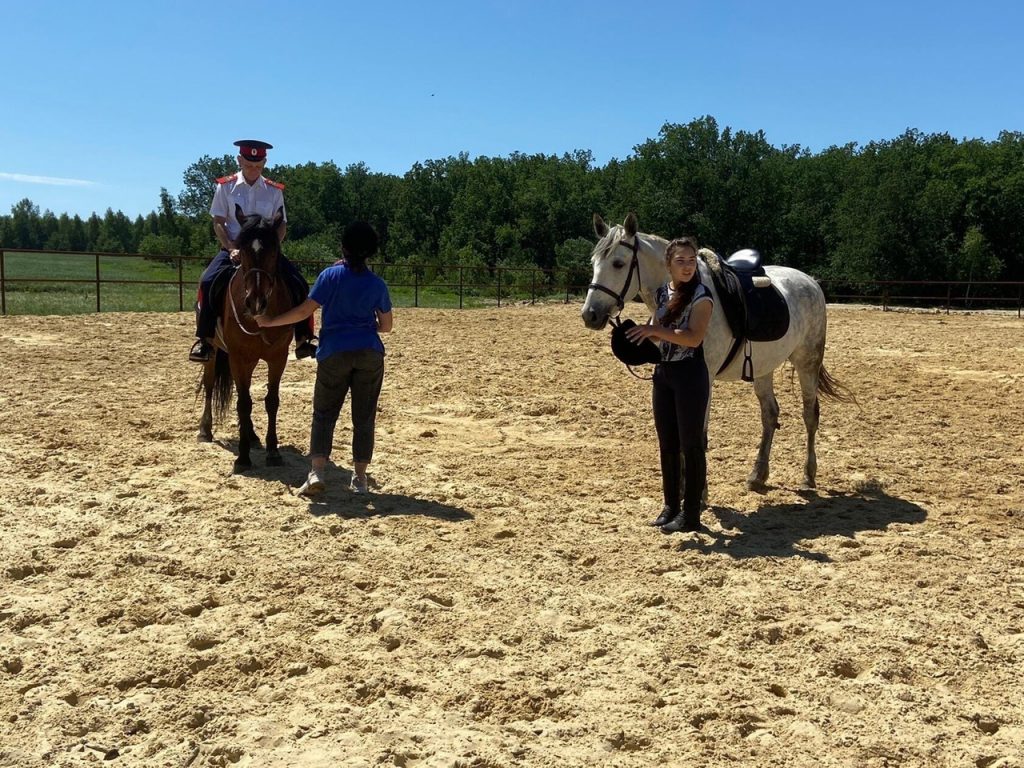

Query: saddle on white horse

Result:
[706,249,791,380]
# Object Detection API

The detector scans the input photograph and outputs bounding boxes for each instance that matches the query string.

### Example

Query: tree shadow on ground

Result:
[673,487,928,560]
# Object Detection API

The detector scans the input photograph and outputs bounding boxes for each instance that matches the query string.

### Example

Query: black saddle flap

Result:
[711,254,789,343]
[739,272,789,341]
[208,265,237,310]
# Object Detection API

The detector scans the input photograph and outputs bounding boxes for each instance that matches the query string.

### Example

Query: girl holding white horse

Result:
[626,237,713,533]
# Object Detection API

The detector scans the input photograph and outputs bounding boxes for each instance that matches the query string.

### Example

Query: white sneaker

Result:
[350,475,369,494]
[298,469,326,496]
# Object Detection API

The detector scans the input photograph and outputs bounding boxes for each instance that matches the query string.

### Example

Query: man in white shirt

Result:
[190,139,317,362]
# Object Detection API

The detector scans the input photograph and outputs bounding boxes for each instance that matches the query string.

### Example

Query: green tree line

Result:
[2,116,1022,284]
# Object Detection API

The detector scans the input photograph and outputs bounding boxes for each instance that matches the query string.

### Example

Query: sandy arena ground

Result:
[0,303,1022,767]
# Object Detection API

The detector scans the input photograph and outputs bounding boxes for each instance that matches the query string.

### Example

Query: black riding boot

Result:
[653,449,682,526]
[662,445,705,533]
[190,302,216,362]
[286,275,318,359]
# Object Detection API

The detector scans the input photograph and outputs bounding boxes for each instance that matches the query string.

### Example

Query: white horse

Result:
[581,213,851,491]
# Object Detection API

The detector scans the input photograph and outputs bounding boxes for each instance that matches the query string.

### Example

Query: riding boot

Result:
[285,271,317,359]
[650,505,676,527]
[294,330,318,359]
[680,445,707,522]
[189,339,213,363]
[191,294,217,362]
[293,314,318,359]
[659,449,682,520]
[661,509,702,534]
[663,444,706,532]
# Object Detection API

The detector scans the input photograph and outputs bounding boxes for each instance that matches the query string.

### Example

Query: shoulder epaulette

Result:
[215,175,235,184]
[264,178,285,190]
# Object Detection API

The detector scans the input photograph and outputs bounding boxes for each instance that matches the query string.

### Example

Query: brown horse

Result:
[197,204,294,472]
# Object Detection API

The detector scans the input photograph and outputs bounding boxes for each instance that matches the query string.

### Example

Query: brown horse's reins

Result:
[228,268,275,339]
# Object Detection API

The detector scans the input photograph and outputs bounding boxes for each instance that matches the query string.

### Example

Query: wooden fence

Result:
[1,248,1022,317]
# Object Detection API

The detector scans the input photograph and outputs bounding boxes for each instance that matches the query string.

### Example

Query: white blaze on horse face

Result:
[581,228,633,329]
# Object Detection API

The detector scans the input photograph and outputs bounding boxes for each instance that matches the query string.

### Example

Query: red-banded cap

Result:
[233,139,273,161]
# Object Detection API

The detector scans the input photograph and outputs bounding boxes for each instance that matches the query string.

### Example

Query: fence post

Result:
[414,270,420,308]
[497,268,502,308]
[0,250,6,316]
[882,286,889,312]
[1018,285,1022,319]
[531,268,536,305]
[946,283,952,315]
[178,257,184,312]
[95,252,101,312]
[459,266,464,310]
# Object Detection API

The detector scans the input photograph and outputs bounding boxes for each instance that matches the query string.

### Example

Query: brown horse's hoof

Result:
[197,431,213,443]
[233,458,252,474]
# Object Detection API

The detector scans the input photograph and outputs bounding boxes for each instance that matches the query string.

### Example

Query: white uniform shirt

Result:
[209,172,287,241]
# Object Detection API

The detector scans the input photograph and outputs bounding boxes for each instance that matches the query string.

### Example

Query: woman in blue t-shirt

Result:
[625,237,713,533]
[257,221,393,496]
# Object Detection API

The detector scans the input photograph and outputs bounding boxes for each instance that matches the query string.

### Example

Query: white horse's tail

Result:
[818,364,857,405]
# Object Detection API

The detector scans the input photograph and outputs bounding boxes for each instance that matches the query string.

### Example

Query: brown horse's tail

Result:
[210,349,233,423]
[818,364,857,405]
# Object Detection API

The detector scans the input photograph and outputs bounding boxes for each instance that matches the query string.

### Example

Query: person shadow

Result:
[674,486,928,561]
[299,460,473,522]
[208,442,472,522]
[307,491,474,522]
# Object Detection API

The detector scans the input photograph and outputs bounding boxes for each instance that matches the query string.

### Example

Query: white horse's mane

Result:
[699,246,722,276]
[590,225,629,266]
[592,226,722,277]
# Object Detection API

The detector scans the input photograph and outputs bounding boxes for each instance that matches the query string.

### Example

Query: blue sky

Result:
[2,0,1021,219]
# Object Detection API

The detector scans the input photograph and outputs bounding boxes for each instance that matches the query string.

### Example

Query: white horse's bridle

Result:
[587,237,642,316]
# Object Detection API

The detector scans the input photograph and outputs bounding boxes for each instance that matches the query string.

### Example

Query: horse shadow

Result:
[676,486,928,561]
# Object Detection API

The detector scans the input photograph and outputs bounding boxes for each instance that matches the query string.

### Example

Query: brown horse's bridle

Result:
[228,266,276,338]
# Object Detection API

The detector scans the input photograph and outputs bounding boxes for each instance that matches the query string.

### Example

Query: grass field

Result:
[0,252,585,315]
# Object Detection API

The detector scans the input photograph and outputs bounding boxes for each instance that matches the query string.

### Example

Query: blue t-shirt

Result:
[309,263,392,359]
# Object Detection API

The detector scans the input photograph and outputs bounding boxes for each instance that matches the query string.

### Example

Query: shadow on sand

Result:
[300,461,473,522]
[209,441,473,522]
[306,491,474,523]
[674,487,929,561]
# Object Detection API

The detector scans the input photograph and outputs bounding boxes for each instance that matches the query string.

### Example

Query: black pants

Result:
[652,356,710,520]
[195,250,312,340]
[310,349,385,464]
